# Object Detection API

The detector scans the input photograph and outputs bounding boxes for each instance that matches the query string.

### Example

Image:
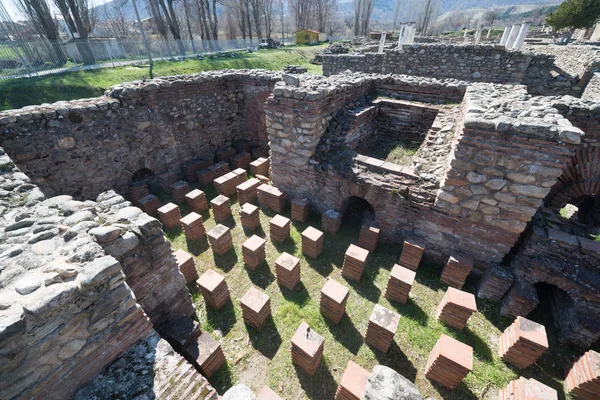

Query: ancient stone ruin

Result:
[1,41,600,400]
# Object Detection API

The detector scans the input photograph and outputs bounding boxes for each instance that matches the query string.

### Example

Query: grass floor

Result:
[0,44,326,111]
[158,181,582,400]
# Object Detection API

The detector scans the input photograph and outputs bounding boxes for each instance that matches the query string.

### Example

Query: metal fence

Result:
[0,36,296,80]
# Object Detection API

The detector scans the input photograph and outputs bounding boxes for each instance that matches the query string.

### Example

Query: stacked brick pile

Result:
[435,287,477,330]
[384,264,416,304]
[128,182,149,205]
[158,171,177,192]
[231,152,252,169]
[240,203,260,230]
[499,317,548,369]
[565,350,600,398]
[302,227,324,259]
[138,194,161,216]
[214,173,240,197]
[197,161,230,186]
[320,278,349,324]
[240,287,271,330]
[292,198,310,222]
[270,215,291,243]
[275,252,301,289]
[291,322,324,376]
[232,167,248,183]
[257,184,286,212]
[242,235,266,270]
[173,249,197,284]
[237,178,261,205]
[207,224,233,255]
[250,157,270,176]
[216,146,236,161]
[322,210,342,234]
[335,360,370,400]
[365,304,400,353]
[342,244,369,281]
[180,212,205,241]
[210,195,232,222]
[182,158,212,182]
[499,377,558,400]
[198,269,230,310]
[477,263,514,301]
[500,281,539,317]
[257,386,283,400]
[185,189,209,213]
[158,203,181,230]
[170,181,190,204]
[398,238,426,271]
[195,332,226,378]
[441,253,473,289]
[358,224,380,252]
[425,334,473,390]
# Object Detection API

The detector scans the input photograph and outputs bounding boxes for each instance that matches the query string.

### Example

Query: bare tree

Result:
[250,0,263,38]
[182,0,196,52]
[15,0,67,64]
[353,0,373,36]
[263,0,275,38]
[483,8,499,27]
[416,0,439,36]
[155,0,186,54]
[102,0,130,38]
[314,0,334,33]
[53,0,97,64]
[147,0,172,55]
[289,0,314,30]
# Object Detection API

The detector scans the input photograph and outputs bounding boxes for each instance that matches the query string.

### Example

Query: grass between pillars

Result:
[0,44,326,111]
[161,183,579,399]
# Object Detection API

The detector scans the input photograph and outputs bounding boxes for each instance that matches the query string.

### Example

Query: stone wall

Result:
[322,44,532,83]
[582,73,600,102]
[322,44,600,97]
[547,97,600,207]
[0,147,195,398]
[265,73,582,268]
[495,209,600,348]
[0,70,279,200]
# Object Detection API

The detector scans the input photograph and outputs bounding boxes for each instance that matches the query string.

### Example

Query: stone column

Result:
[474,25,483,44]
[512,22,530,51]
[408,24,416,44]
[378,32,387,53]
[486,28,492,39]
[397,24,407,48]
[500,26,511,45]
[504,24,521,49]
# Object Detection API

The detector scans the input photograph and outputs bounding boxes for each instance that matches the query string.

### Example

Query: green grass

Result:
[386,144,420,166]
[159,181,580,400]
[0,44,326,111]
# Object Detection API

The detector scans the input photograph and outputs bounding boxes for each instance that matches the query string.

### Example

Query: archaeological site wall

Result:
[0,71,279,200]
[266,73,582,268]
[322,44,531,83]
[321,44,600,98]
[0,146,200,399]
[582,73,600,101]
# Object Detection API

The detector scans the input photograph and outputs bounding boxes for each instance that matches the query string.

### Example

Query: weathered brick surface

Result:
[0,71,279,199]
[265,73,581,268]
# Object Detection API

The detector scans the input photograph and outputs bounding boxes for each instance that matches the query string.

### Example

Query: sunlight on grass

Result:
[0,44,326,111]
[155,180,576,399]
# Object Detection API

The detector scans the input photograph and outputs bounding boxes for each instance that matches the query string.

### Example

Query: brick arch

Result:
[115,155,169,193]
[547,147,600,207]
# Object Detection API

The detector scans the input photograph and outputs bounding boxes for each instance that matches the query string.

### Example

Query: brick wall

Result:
[266,74,583,268]
[0,148,195,398]
[0,71,279,200]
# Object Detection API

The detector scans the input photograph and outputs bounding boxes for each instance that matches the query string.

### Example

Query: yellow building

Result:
[296,29,322,44]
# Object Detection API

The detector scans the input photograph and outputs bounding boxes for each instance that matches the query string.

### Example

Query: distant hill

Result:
[338,0,561,26]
